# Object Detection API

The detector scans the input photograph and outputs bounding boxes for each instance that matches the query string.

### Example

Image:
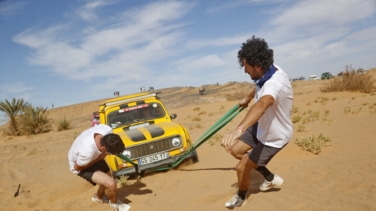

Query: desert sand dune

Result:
[1,70,376,211]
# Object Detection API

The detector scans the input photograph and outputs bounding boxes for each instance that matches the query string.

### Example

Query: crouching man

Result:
[68,124,131,211]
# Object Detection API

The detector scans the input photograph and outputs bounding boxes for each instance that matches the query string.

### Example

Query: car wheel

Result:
[190,149,199,163]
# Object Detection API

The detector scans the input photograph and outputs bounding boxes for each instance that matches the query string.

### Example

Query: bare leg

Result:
[96,185,106,199]
[92,171,118,203]
[231,140,274,181]
[236,156,258,192]
[230,140,252,160]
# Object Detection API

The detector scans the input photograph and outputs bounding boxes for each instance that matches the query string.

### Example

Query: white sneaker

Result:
[224,194,246,208]
[109,200,131,211]
[259,174,284,191]
[91,193,109,204]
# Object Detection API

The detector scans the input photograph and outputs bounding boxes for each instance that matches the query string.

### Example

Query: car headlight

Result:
[122,150,132,158]
[171,137,181,147]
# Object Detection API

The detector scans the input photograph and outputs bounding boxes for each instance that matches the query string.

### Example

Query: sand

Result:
[1,71,376,211]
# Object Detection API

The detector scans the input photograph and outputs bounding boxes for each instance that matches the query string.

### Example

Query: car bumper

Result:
[112,151,196,178]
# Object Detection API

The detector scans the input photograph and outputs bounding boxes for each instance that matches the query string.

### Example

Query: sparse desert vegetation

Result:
[321,69,376,93]
[294,133,331,154]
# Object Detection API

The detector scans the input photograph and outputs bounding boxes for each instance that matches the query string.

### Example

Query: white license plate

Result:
[138,152,169,165]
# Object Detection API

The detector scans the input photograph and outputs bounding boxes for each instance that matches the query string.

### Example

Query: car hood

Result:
[112,121,185,145]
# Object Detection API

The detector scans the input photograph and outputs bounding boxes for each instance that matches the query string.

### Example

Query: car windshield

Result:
[107,102,165,128]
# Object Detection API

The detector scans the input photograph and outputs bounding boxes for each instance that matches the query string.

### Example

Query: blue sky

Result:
[1,0,375,109]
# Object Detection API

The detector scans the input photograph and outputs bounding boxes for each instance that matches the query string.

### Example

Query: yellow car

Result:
[98,92,198,178]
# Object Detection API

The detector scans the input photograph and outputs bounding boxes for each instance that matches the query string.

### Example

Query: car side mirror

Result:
[170,114,177,119]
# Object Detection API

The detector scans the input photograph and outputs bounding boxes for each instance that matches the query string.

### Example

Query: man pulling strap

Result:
[221,35,293,208]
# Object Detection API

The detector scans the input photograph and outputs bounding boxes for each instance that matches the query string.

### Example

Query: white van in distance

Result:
[309,75,320,80]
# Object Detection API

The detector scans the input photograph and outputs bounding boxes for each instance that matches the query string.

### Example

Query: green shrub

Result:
[294,133,331,154]
[292,115,301,123]
[198,111,206,115]
[116,175,129,187]
[56,117,72,131]
[302,110,320,123]
[321,71,376,93]
[296,124,306,132]
[192,116,201,121]
[18,105,53,135]
[292,106,299,113]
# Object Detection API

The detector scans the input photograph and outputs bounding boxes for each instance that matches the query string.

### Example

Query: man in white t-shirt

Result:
[68,124,130,211]
[221,36,293,208]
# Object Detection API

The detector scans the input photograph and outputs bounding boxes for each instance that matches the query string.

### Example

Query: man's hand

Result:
[239,97,251,108]
[221,128,243,152]
[238,87,255,108]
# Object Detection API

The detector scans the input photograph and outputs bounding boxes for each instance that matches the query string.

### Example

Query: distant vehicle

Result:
[321,72,333,80]
[356,68,365,74]
[309,75,320,80]
[290,76,306,82]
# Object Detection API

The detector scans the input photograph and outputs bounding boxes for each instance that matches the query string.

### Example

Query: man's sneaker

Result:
[225,194,246,208]
[259,174,284,191]
[109,200,131,211]
[91,193,109,204]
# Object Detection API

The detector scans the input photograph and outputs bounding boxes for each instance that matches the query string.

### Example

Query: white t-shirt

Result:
[254,65,293,148]
[67,124,112,174]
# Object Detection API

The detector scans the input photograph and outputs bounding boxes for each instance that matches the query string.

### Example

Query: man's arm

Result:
[73,152,107,171]
[237,94,274,130]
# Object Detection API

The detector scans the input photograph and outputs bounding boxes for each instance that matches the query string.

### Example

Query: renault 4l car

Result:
[98,92,198,178]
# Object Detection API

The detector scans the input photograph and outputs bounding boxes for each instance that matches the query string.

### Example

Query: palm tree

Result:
[0,98,29,135]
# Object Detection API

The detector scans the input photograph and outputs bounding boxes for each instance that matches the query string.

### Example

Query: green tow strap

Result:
[116,104,245,174]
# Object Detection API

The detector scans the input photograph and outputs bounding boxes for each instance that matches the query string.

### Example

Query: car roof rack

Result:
[101,92,160,107]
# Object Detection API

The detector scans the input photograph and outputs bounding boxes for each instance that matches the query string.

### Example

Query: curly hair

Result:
[100,133,125,155]
[237,35,274,72]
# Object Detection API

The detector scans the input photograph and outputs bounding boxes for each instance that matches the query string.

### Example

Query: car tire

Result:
[190,149,199,163]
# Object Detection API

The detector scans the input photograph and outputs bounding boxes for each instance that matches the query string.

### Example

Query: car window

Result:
[107,103,165,128]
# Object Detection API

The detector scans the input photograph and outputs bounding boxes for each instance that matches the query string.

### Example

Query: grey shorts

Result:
[77,159,109,186]
[240,123,285,166]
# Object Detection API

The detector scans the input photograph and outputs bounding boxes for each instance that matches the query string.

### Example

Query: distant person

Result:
[91,112,100,127]
[67,124,130,211]
[221,36,293,208]
[92,116,100,126]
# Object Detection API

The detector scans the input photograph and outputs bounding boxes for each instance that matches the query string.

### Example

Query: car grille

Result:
[128,136,181,159]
